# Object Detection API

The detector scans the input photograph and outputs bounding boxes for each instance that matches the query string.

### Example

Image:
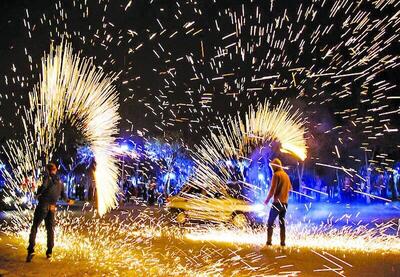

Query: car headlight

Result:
[252,203,267,217]
[252,203,264,211]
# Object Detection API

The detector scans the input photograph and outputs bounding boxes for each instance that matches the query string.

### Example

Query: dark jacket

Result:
[37,174,67,205]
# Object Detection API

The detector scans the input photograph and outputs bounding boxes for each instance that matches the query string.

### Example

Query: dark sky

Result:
[0,0,399,167]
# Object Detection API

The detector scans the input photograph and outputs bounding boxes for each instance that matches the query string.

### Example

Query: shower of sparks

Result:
[1,207,399,275]
[1,42,120,216]
[1,0,397,174]
[185,220,400,254]
[187,100,306,194]
[0,0,399,275]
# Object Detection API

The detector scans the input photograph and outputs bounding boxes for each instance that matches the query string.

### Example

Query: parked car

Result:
[166,182,266,228]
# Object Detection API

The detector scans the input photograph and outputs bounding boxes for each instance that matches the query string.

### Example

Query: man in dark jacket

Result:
[264,158,292,247]
[26,163,73,262]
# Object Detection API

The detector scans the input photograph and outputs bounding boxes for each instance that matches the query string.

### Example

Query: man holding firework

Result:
[26,163,73,262]
[264,158,292,247]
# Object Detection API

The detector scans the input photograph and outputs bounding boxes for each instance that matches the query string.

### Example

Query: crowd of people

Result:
[291,167,400,204]
[11,161,399,208]
[121,177,163,206]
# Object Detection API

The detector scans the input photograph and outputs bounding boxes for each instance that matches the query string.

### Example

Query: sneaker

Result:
[280,242,286,247]
[46,250,52,259]
[26,252,35,263]
[266,242,272,246]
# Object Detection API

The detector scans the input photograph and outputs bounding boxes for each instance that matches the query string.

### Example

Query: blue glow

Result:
[131,176,137,186]
[121,143,129,152]
[145,139,195,194]
[252,203,267,217]
[163,172,176,182]
[76,146,94,168]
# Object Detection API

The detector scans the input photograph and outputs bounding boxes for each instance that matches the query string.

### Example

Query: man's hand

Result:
[67,199,75,206]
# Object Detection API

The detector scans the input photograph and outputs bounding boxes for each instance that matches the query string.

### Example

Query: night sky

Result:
[0,0,399,169]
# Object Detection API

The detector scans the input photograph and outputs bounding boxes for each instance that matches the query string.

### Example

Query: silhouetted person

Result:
[393,169,400,200]
[264,158,292,247]
[148,178,157,205]
[26,163,73,262]
[341,176,353,204]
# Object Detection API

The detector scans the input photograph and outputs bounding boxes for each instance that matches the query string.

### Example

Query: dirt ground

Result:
[0,233,399,277]
[0,202,399,276]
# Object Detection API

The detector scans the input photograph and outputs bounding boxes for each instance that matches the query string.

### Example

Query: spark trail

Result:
[2,42,120,216]
[188,100,307,194]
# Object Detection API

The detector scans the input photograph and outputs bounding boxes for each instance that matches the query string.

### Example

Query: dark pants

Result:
[267,202,288,245]
[27,203,55,254]
[148,190,155,205]
[341,189,352,203]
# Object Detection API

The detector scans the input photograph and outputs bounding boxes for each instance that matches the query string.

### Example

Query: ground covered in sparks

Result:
[0,201,399,276]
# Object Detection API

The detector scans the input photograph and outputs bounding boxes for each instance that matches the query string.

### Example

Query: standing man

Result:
[148,178,157,206]
[394,168,400,200]
[264,158,292,247]
[26,163,73,262]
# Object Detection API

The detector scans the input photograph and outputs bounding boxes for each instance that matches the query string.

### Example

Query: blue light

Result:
[131,176,137,186]
[258,173,265,181]
[252,203,267,217]
[163,172,176,182]
[121,143,129,152]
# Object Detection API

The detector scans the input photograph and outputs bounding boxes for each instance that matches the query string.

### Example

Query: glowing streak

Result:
[302,186,329,196]
[353,190,392,203]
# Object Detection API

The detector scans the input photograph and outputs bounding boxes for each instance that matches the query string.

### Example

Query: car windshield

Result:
[180,186,208,197]
[225,182,254,202]
[179,182,255,202]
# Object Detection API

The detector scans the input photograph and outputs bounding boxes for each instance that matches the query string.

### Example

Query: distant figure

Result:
[314,175,322,202]
[264,158,292,247]
[26,163,73,262]
[388,173,397,201]
[141,181,147,201]
[87,161,97,206]
[148,178,157,205]
[79,183,85,201]
[299,178,308,203]
[394,169,400,200]
[341,176,353,204]
[374,173,385,199]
